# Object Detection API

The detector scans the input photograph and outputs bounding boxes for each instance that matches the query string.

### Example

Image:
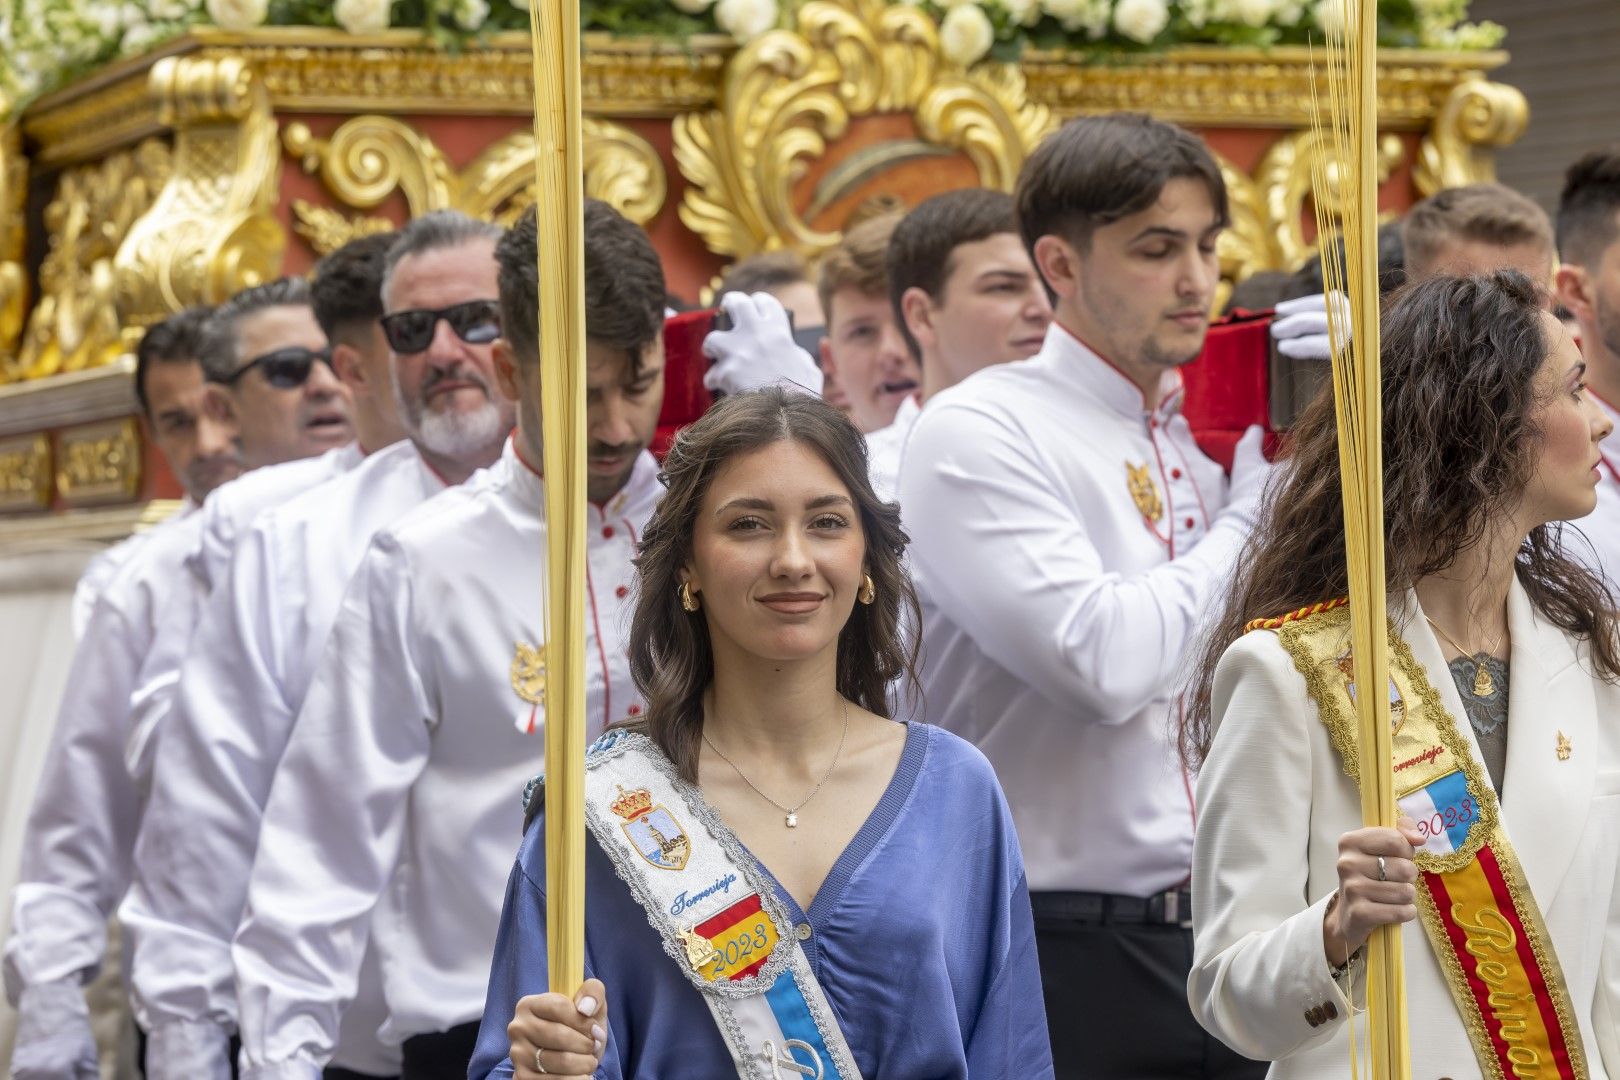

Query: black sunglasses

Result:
[224,346,334,389]
[379,299,502,355]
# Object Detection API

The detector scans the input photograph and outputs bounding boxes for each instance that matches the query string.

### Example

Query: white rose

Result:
[1224,0,1274,26]
[453,0,488,28]
[1313,0,1343,36]
[205,0,266,30]
[670,0,713,15]
[1041,0,1106,36]
[334,0,390,33]
[148,0,195,19]
[1112,0,1167,42]
[714,0,777,41]
[123,20,164,52]
[939,3,993,65]
[998,0,1039,26]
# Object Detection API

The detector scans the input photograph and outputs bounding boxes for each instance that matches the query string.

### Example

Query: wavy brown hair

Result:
[1182,269,1620,767]
[625,386,922,781]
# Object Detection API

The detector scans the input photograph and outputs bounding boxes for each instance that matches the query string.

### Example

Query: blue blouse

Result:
[469,722,1053,1079]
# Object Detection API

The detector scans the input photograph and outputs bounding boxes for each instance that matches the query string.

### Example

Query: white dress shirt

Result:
[68,497,193,641]
[122,439,439,1079]
[1570,391,1620,590]
[123,446,366,787]
[231,444,660,1077]
[865,393,920,503]
[2,506,199,1015]
[898,323,1261,896]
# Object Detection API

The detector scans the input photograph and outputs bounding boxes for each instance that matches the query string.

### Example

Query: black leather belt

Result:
[1030,887,1194,928]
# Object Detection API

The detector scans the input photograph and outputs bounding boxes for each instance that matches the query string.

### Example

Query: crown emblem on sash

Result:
[1126,461,1164,523]
[611,784,691,870]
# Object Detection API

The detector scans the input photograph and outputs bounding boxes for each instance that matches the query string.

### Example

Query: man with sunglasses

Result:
[125,212,513,1080]
[3,307,245,1080]
[229,200,667,1080]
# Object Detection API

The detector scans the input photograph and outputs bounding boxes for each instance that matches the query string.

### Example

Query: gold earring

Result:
[857,574,875,605]
[679,580,701,612]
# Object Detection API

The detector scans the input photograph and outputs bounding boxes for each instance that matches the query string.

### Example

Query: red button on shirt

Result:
[1171,468,1183,480]
[615,585,629,599]
[1184,516,1196,529]
[602,525,616,540]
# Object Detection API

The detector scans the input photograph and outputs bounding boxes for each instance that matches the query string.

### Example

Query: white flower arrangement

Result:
[0,0,1504,120]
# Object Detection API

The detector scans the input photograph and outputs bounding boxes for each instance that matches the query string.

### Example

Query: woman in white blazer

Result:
[1181,270,1620,1078]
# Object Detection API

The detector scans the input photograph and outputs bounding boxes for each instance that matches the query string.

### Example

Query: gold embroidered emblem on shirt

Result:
[509,641,546,705]
[1126,461,1164,523]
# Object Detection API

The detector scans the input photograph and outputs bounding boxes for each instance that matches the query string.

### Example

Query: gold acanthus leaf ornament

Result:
[114,56,284,330]
[672,0,1054,262]
[1413,77,1529,197]
[283,116,667,254]
[1255,128,1405,273]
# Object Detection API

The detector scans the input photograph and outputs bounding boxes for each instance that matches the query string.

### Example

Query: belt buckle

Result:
[1163,888,1193,928]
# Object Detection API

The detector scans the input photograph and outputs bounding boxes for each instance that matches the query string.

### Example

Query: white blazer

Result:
[1189,582,1620,1078]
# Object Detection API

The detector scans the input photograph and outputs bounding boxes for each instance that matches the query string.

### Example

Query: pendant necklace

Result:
[1424,614,1504,698]
[703,698,850,828]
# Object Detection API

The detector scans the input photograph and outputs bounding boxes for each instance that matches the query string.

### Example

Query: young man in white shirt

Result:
[817,211,919,434]
[1552,152,1620,587]
[122,211,512,1080]
[866,187,1051,499]
[228,200,668,1080]
[899,113,1273,1079]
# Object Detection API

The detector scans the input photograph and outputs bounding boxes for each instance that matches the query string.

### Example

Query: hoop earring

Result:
[857,574,875,605]
[679,580,701,612]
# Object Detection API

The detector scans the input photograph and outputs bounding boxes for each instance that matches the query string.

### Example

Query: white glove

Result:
[1271,292,1349,361]
[1221,425,1277,528]
[10,980,100,1079]
[702,291,825,397]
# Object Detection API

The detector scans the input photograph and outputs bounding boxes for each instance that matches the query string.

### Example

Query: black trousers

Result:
[401,1021,482,1080]
[1034,909,1268,1080]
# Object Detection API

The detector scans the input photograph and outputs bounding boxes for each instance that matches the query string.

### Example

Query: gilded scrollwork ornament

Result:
[1413,77,1529,196]
[114,57,285,330]
[0,110,29,382]
[672,0,1054,262]
[1255,128,1405,273]
[284,116,667,255]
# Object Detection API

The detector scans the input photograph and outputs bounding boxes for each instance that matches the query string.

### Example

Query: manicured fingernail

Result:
[592,1024,606,1043]
[577,995,598,1017]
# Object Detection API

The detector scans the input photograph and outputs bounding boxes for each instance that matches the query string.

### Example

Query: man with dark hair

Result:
[901,113,1271,1079]
[125,210,513,1080]
[866,187,1051,497]
[312,231,408,454]
[717,248,825,336]
[229,200,667,1079]
[1556,148,1620,584]
[1,307,242,1080]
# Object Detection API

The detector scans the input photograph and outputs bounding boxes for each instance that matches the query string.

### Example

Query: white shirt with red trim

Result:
[1577,392,1620,590]
[898,323,1263,897]
[230,442,660,1078]
[123,439,441,1080]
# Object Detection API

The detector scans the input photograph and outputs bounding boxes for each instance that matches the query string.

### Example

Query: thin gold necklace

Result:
[702,698,850,829]
[1423,614,1504,698]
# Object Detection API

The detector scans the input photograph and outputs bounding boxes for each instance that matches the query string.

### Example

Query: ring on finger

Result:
[1377,855,1387,882]
[534,1046,548,1074]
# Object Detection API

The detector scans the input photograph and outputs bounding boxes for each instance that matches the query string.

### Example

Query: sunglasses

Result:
[379,299,502,355]
[224,346,334,389]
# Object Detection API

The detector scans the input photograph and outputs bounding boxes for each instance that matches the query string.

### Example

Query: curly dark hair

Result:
[1181,269,1620,767]
[624,386,921,781]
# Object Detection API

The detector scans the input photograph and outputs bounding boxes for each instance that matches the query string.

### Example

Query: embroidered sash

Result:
[1266,606,1589,1080]
[579,730,864,1080]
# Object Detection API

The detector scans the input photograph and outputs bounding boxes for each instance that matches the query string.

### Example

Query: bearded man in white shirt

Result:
[864,187,1051,500]
[1553,149,1620,588]
[899,113,1273,1079]
[1,307,244,1080]
[228,200,668,1080]
[123,211,515,1080]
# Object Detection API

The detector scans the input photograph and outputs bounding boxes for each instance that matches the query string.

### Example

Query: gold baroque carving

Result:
[1255,129,1405,272]
[115,57,285,328]
[0,434,52,512]
[283,116,667,254]
[0,113,28,379]
[7,139,172,383]
[672,0,1054,262]
[1413,77,1529,197]
[56,418,143,507]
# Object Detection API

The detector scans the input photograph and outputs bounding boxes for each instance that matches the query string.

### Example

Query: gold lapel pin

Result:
[1556,731,1572,761]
